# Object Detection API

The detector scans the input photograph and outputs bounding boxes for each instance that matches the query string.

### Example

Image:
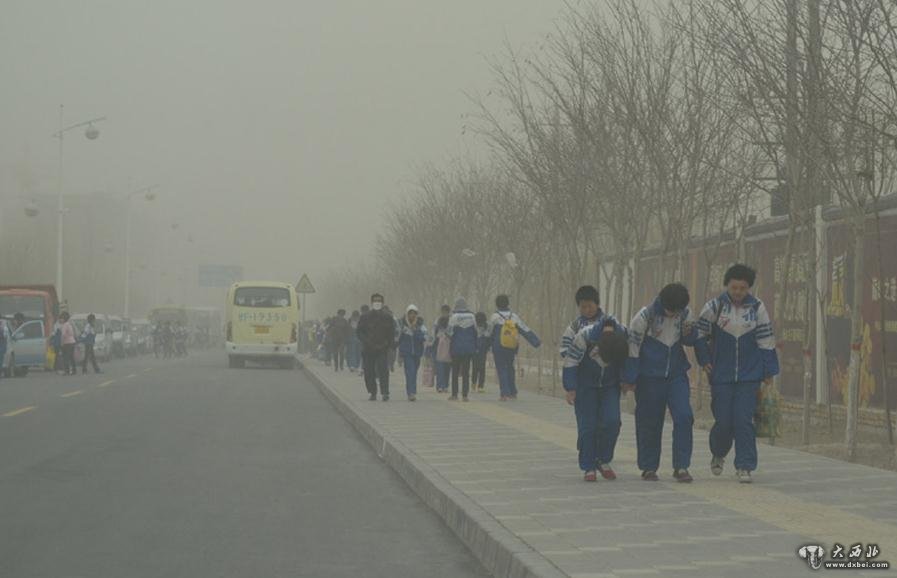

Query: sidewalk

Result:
[302,359,897,578]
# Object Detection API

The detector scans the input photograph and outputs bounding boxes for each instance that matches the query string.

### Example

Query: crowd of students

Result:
[315,293,541,403]
[314,262,778,484]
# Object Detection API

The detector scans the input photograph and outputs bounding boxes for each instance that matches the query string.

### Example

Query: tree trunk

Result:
[802,218,815,446]
[845,217,865,462]
[874,210,894,445]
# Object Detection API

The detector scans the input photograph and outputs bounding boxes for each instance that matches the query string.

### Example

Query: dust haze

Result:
[0,0,563,316]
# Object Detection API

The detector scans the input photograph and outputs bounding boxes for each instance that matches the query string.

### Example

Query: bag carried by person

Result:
[499,313,519,349]
[754,381,782,439]
[421,356,434,387]
[436,335,452,363]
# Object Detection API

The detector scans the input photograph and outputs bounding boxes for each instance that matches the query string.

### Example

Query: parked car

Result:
[3,318,47,377]
[71,313,111,362]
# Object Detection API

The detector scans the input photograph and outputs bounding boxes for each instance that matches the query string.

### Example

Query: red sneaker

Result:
[583,470,598,482]
[641,470,659,481]
[597,463,617,480]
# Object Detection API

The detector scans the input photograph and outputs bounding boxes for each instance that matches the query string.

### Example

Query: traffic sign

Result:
[296,273,316,294]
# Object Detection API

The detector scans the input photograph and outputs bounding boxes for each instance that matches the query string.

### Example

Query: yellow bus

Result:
[225,281,299,369]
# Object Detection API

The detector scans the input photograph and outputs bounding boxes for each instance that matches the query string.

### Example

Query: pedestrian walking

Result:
[623,283,696,483]
[431,305,452,393]
[397,304,427,401]
[695,264,780,484]
[487,295,541,400]
[560,286,626,482]
[447,298,477,401]
[59,312,77,376]
[327,309,350,372]
[79,313,102,374]
[471,311,489,392]
[356,294,396,401]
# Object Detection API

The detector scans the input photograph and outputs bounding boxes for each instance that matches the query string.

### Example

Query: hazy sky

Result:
[1,0,566,287]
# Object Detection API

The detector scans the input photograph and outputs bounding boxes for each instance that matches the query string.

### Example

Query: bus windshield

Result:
[234,287,291,308]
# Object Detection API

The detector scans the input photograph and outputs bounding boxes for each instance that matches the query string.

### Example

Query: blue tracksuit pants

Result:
[634,375,694,472]
[710,381,761,471]
[574,384,621,471]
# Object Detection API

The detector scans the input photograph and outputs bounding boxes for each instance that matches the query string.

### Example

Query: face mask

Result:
[372,302,383,311]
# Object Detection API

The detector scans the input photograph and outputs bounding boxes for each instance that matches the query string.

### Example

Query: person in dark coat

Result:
[356,293,397,401]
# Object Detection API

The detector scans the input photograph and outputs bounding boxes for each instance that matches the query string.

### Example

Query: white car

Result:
[71,313,111,362]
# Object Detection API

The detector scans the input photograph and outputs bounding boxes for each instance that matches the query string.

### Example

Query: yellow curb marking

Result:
[60,390,84,398]
[96,379,116,388]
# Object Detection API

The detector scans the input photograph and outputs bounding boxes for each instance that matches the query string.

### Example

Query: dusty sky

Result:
[0,0,565,292]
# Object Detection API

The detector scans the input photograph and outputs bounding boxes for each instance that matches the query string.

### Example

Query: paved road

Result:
[0,352,490,578]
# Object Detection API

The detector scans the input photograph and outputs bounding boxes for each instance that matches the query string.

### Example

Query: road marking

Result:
[454,400,897,553]
[2,406,37,417]
[126,373,138,379]
[143,367,153,372]
[60,390,84,398]
[97,379,116,388]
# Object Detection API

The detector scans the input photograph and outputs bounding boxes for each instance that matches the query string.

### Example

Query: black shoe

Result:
[382,395,389,402]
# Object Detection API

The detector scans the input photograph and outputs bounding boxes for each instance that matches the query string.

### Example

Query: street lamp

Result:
[52,105,107,300]
[123,185,160,318]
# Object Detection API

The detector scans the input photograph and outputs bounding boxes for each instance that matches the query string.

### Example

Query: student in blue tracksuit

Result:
[695,264,780,484]
[447,298,478,401]
[622,283,697,483]
[561,287,628,482]
[487,295,541,401]
[397,304,427,401]
[560,286,625,481]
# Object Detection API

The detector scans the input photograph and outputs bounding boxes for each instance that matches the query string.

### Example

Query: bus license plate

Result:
[254,326,270,334]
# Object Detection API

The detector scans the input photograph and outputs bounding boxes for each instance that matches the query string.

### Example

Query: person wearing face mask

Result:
[397,305,428,401]
[356,293,397,401]
[695,264,779,484]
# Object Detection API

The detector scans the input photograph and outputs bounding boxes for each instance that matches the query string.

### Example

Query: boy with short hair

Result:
[561,287,627,482]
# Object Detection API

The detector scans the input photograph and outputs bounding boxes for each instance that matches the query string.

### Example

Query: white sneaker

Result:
[736,469,752,483]
[711,456,724,476]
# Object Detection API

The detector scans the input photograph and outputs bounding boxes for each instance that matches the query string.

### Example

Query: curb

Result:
[302,363,568,578]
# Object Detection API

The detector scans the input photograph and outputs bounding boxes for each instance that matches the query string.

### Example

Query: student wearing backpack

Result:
[431,305,452,393]
[487,295,541,401]
[622,283,697,483]
[695,264,779,484]
[561,289,627,482]
[446,298,477,401]
[397,304,427,401]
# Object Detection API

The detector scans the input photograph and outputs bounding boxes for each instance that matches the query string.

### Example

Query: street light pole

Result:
[56,105,64,301]
[52,106,106,302]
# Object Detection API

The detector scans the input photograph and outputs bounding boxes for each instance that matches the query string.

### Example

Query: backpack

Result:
[0,320,7,347]
[436,334,452,363]
[499,313,519,349]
